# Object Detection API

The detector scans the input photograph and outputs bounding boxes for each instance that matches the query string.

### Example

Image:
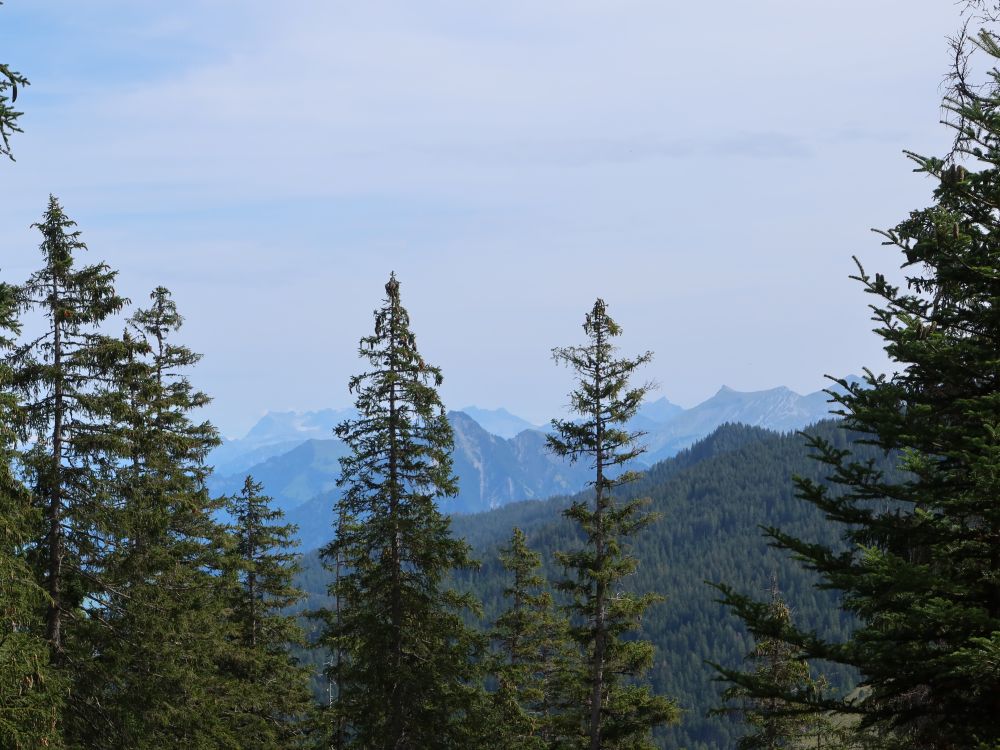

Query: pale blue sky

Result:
[1,1,960,436]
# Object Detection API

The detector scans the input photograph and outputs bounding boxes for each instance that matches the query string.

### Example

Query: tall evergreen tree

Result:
[548,298,678,750]
[77,285,242,748]
[488,527,573,750]
[714,21,1000,750]
[8,196,126,667]
[0,277,62,749]
[223,474,312,749]
[320,273,486,750]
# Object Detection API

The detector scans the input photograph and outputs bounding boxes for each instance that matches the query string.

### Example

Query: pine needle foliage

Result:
[714,25,1000,750]
[320,273,486,750]
[548,298,678,750]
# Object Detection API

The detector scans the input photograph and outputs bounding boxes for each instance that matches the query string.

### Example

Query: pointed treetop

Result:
[385,272,400,301]
[583,297,622,337]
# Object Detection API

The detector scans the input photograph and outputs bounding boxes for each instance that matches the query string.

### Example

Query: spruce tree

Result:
[0,1,28,162]
[548,298,678,750]
[712,582,848,750]
[8,196,126,666]
[0,277,62,749]
[223,474,312,749]
[714,23,1000,750]
[320,273,486,750]
[79,286,240,748]
[488,527,574,750]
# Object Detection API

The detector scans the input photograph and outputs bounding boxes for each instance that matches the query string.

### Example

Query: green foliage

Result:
[487,527,574,750]
[221,475,313,749]
[11,195,127,652]
[713,24,1000,750]
[548,298,678,749]
[6,196,127,744]
[444,421,885,749]
[319,274,487,749]
[73,286,241,748]
[711,584,850,749]
[0,274,62,749]
[0,0,28,163]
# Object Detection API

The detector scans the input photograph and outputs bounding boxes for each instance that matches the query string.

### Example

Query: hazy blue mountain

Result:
[211,411,594,549]
[450,411,592,512]
[209,439,305,478]
[460,406,541,438]
[208,439,351,514]
[212,381,852,544]
[635,396,684,424]
[641,385,837,464]
[207,408,355,482]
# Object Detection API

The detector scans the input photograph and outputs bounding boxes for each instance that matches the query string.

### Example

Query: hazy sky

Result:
[1,1,962,437]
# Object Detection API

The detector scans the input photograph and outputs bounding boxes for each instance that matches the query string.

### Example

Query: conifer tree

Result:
[320,273,486,750]
[488,527,573,750]
[8,195,126,667]
[77,286,240,748]
[714,22,1000,750]
[0,1,29,162]
[0,277,62,749]
[223,475,312,749]
[548,298,678,750]
[712,583,848,750]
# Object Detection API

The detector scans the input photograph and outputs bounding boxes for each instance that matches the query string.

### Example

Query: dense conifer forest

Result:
[3,2,1000,749]
[295,420,900,748]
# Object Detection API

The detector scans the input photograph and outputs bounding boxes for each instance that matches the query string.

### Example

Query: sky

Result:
[0,1,964,437]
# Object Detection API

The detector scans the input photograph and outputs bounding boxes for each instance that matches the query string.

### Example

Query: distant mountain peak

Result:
[459,406,541,439]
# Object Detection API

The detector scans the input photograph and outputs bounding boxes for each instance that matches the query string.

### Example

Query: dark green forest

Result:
[295,420,901,749]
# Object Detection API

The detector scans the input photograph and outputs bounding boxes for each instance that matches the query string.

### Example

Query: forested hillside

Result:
[296,419,903,749]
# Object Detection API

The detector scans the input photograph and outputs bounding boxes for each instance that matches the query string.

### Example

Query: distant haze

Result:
[0,2,958,436]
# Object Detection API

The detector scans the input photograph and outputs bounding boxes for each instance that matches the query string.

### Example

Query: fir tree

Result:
[488,527,573,750]
[0,277,62,749]
[714,22,1000,750]
[548,298,678,750]
[320,273,486,750]
[712,582,848,750]
[77,286,238,748]
[8,196,126,667]
[223,475,312,749]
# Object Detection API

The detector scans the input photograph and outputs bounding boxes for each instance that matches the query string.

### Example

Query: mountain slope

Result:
[460,406,541,438]
[210,382,847,533]
[215,412,593,547]
[295,419,901,749]
[208,439,350,514]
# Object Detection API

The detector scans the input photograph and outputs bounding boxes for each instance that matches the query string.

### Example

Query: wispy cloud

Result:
[0,0,962,433]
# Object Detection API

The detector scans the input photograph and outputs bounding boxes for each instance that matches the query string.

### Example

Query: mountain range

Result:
[207,381,853,549]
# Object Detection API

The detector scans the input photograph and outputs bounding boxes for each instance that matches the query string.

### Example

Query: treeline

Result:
[0,212,682,749]
[296,420,892,748]
[0,198,313,749]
